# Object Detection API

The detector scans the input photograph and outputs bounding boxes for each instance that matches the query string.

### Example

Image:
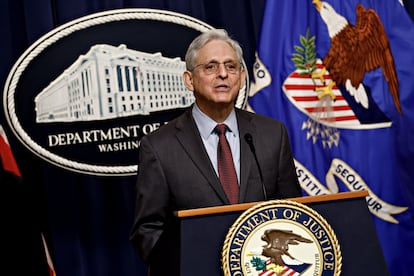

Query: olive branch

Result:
[291,28,317,84]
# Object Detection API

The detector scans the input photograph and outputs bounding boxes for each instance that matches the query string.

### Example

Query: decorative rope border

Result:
[3,9,249,176]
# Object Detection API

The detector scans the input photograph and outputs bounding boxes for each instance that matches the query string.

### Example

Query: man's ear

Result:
[183,71,194,91]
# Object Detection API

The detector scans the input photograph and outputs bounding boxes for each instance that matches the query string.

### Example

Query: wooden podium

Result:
[149,191,389,275]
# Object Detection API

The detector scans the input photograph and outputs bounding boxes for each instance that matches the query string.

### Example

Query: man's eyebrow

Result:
[203,58,238,63]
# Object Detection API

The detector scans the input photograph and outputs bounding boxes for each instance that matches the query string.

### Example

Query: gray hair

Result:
[185,29,244,71]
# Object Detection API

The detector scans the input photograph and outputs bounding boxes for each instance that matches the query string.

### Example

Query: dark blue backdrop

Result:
[1,1,265,276]
[1,1,413,276]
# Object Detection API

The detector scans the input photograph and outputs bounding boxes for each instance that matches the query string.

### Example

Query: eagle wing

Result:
[321,3,401,113]
[353,4,401,113]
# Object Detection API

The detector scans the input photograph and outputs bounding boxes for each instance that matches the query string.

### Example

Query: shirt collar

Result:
[192,104,238,139]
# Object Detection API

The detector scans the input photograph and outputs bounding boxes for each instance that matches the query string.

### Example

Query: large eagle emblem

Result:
[312,0,402,114]
[247,229,314,275]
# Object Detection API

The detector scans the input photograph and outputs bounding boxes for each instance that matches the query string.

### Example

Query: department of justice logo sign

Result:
[3,8,249,176]
[222,200,341,276]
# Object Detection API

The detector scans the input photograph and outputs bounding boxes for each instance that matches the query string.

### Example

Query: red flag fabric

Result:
[41,233,57,276]
[0,124,21,177]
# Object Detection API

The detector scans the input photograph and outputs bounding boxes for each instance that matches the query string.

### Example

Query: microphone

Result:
[244,133,268,201]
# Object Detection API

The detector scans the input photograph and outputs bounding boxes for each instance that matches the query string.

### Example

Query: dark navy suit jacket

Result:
[129,107,301,264]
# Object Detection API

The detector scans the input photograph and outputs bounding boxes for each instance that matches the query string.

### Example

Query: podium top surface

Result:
[175,190,368,218]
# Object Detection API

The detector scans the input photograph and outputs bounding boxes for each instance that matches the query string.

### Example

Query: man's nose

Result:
[217,63,228,77]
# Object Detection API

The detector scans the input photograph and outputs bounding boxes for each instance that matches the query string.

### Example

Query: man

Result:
[129,29,302,267]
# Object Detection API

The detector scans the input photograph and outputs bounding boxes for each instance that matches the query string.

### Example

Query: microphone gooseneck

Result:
[244,133,268,201]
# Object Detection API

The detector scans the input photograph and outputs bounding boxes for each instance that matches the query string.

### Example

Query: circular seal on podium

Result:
[222,200,342,276]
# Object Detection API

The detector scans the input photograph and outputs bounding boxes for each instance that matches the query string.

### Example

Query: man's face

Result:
[183,40,246,112]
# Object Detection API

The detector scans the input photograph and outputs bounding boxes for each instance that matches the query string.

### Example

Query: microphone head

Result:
[244,133,253,143]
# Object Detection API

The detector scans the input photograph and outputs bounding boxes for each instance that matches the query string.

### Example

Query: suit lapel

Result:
[236,109,256,202]
[174,110,229,203]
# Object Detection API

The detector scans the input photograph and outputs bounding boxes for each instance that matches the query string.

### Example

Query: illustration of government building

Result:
[35,44,194,123]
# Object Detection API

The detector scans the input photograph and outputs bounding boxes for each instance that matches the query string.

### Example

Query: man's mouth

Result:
[215,84,229,91]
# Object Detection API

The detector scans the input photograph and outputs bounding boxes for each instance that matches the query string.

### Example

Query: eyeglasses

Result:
[191,61,243,75]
